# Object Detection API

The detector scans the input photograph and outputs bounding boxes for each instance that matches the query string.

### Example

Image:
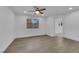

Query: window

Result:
[27,18,39,28]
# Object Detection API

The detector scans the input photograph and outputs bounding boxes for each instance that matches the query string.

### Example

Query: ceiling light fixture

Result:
[35,11,39,14]
[69,7,72,10]
[24,11,27,13]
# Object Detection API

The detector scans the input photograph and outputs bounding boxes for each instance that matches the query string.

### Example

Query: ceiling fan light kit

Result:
[28,6,46,15]
[35,11,40,14]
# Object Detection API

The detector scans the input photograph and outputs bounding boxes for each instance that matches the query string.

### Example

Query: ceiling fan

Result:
[27,6,46,15]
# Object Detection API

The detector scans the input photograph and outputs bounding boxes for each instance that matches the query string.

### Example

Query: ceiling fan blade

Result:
[33,6,38,9]
[33,6,46,15]
[33,6,40,11]
[39,8,46,11]
[39,11,43,14]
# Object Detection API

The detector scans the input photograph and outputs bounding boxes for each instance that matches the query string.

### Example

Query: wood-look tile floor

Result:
[4,35,79,53]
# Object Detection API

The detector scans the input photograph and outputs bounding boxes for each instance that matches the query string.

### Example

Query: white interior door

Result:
[55,18,63,36]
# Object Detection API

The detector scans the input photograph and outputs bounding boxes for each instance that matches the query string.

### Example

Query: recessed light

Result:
[69,7,72,10]
[24,11,27,13]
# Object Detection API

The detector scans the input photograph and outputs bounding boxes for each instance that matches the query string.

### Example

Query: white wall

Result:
[15,15,46,38]
[46,17,55,37]
[63,11,79,41]
[0,7,15,52]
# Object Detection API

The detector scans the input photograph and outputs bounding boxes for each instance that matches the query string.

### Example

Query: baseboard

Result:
[47,34,55,37]
[2,38,15,53]
[63,35,79,42]
[15,34,48,39]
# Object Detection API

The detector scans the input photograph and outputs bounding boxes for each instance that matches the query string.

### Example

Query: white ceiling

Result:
[9,6,79,17]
